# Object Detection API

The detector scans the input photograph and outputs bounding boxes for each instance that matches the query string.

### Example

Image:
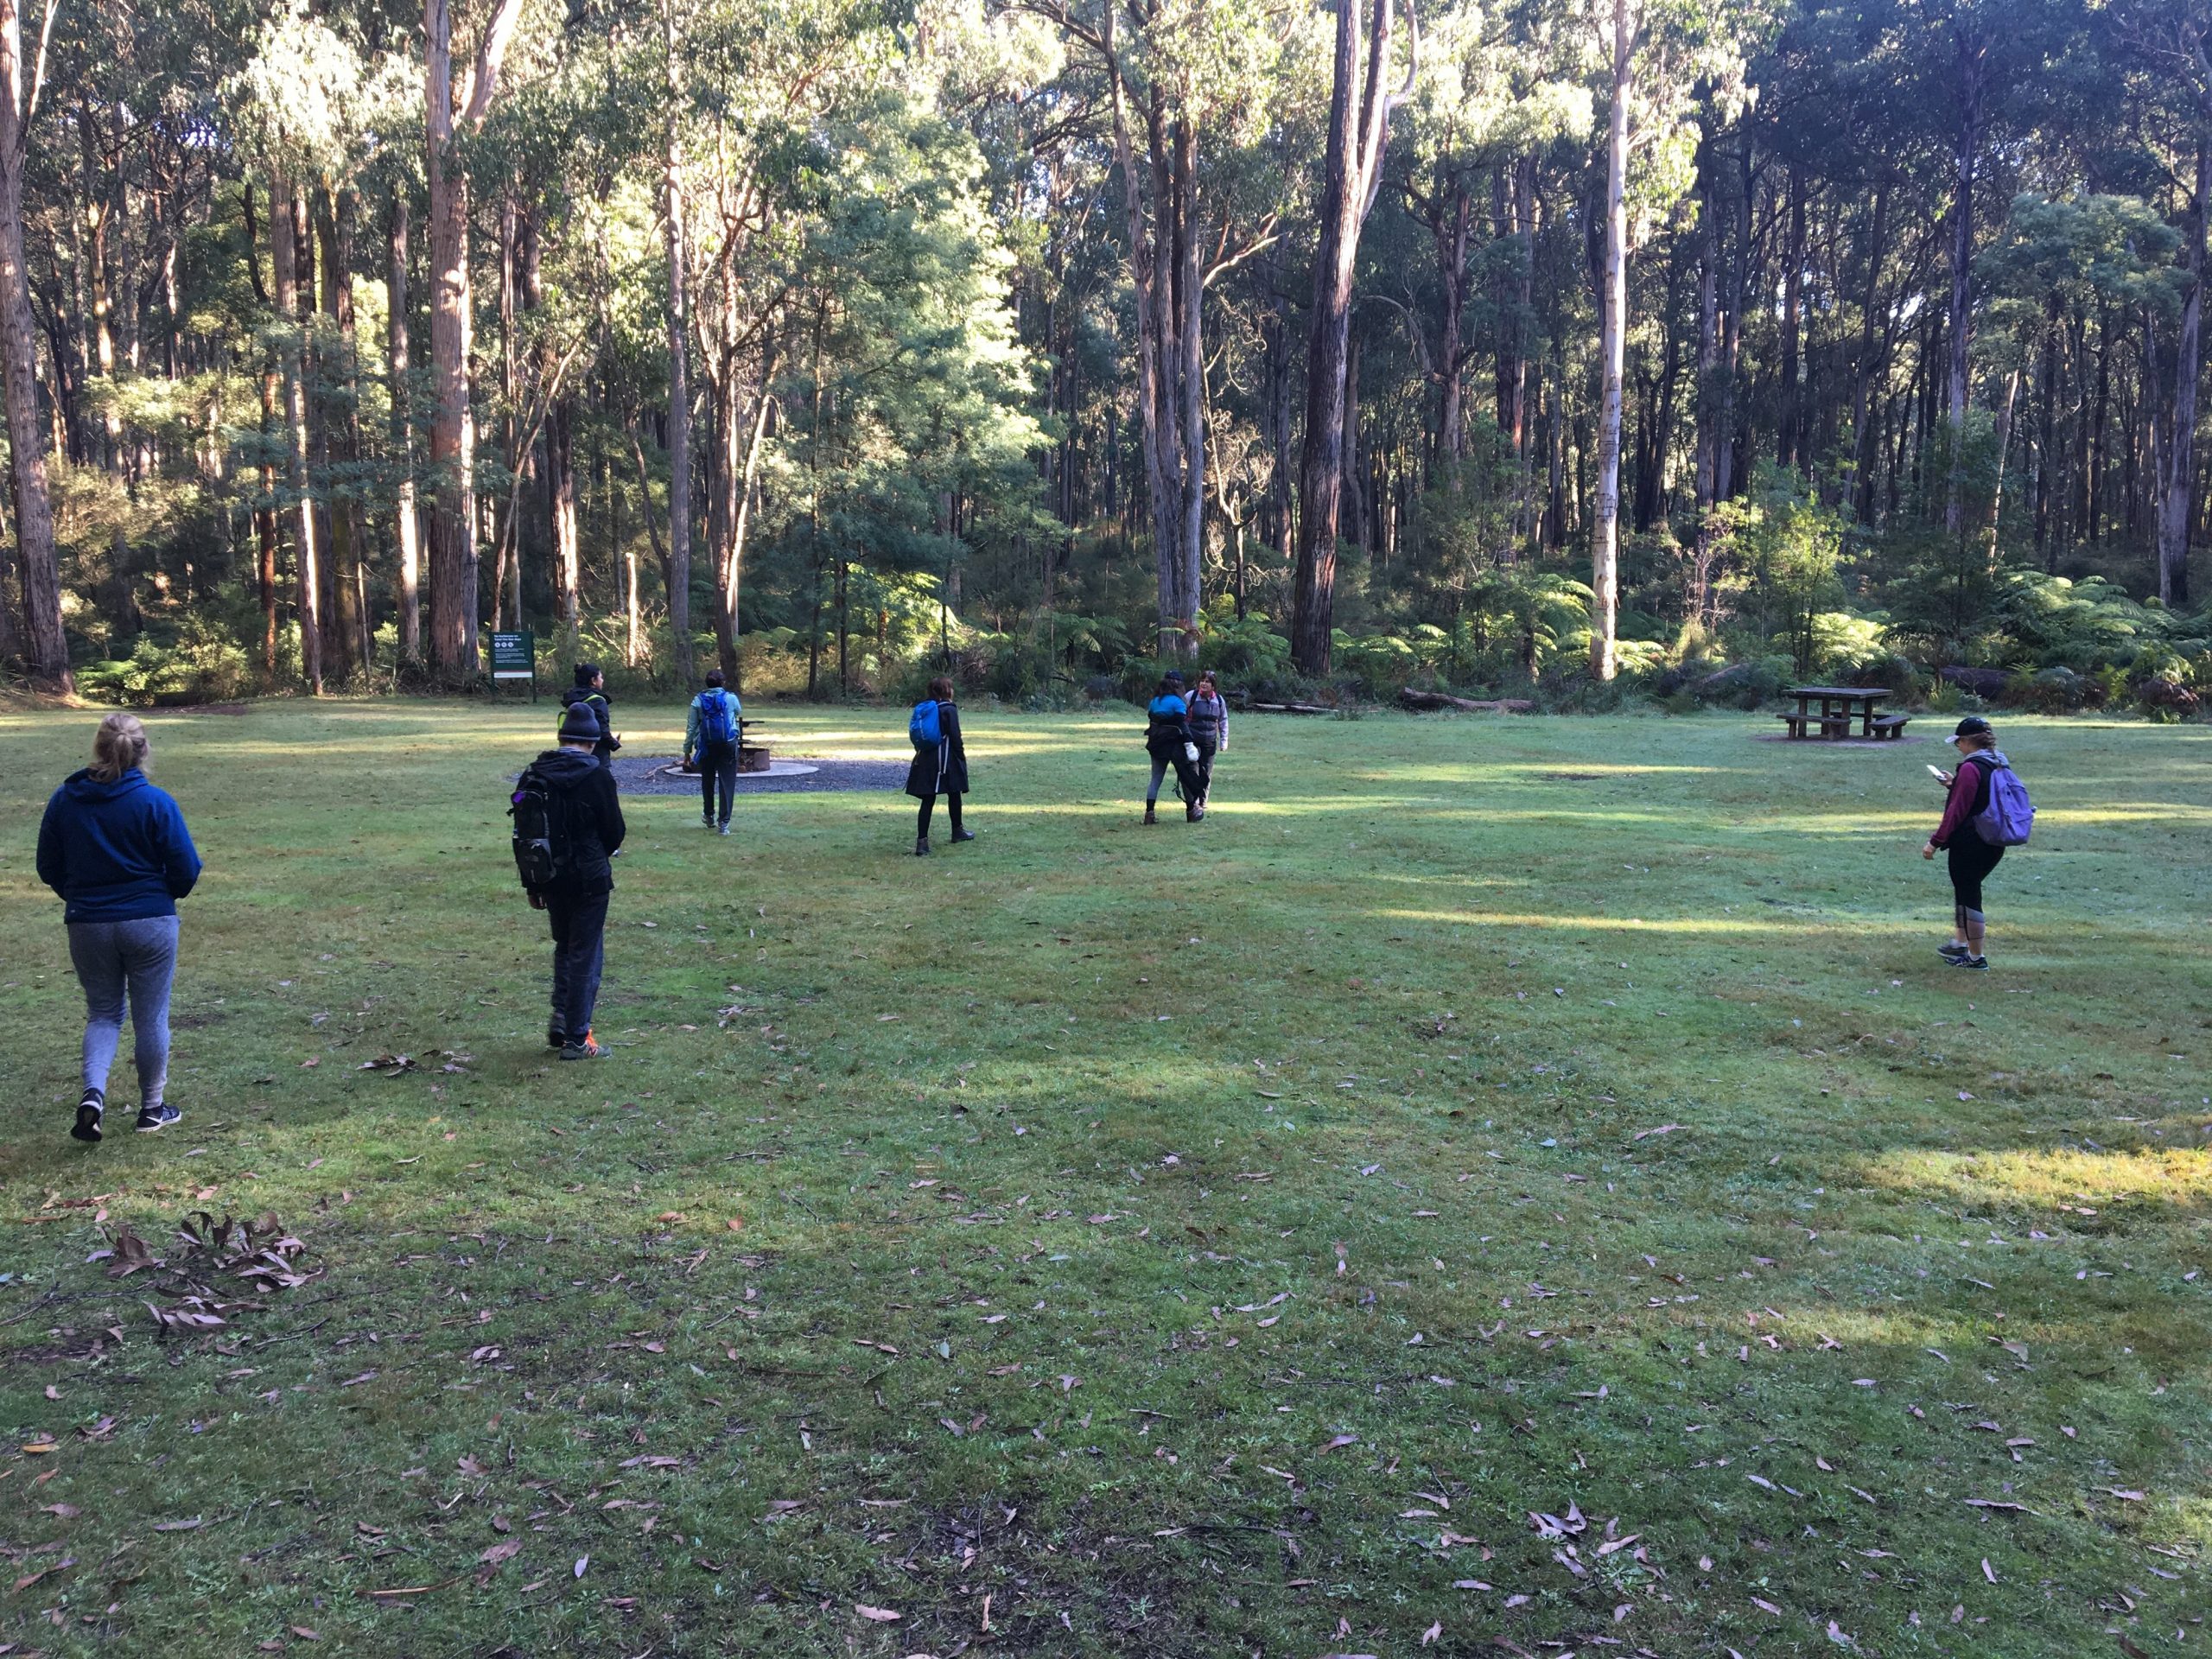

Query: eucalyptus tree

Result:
[423,0,536,683]
[1286,0,1413,675]
[233,5,415,691]
[0,0,66,686]
[1583,0,1761,678]
[2113,0,2209,604]
[1029,0,1304,661]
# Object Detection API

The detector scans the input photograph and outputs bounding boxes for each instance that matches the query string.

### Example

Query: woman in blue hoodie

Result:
[36,714,202,1141]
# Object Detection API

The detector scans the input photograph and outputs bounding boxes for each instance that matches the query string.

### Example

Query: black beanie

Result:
[558,705,602,744]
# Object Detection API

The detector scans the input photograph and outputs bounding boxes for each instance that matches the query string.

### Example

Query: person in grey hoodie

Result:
[36,714,202,1140]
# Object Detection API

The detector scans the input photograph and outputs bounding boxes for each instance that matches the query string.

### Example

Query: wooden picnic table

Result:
[1779,685,1904,741]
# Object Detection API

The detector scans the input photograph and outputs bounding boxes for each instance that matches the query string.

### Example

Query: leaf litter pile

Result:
[0,704,2207,1657]
[98,1211,321,1334]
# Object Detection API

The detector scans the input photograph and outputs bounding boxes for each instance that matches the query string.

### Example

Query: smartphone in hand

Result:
[1927,763,1952,785]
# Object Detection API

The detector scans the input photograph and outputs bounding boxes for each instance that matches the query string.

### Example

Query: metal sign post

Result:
[491,631,536,700]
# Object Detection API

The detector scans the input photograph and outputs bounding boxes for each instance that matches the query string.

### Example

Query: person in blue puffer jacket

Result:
[36,714,203,1141]
[1142,671,1205,824]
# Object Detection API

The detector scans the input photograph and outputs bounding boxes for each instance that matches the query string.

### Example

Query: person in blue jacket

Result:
[36,714,203,1141]
[1142,671,1205,824]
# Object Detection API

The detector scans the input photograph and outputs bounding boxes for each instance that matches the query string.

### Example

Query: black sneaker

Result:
[134,1103,181,1133]
[559,1035,607,1061]
[72,1089,104,1143]
[547,1026,569,1050]
[1937,942,1971,962]
[1950,954,1990,971]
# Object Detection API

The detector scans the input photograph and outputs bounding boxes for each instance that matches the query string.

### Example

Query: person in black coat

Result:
[557,662,619,766]
[524,704,627,1058]
[906,676,971,856]
[1142,671,1205,824]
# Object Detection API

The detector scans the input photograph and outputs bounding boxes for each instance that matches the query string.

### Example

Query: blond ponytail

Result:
[88,713,149,783]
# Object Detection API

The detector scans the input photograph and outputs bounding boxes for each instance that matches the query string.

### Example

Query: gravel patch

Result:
[610,754,906,797]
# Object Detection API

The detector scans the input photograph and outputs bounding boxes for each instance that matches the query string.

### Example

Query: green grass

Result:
[2,699,2208,1657]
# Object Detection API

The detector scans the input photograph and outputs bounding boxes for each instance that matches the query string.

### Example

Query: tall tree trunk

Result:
[424,1,479,680]
[387,195,422,664]
[1435,172,1469,466]
[1851,179,1889,523]
[271,168,322,694]
[1341,332,1365,555]
[663,0,693,677]
[1777,167,1804,470]
[257,365,281,677]
[320,188,366,681]
[1944,27,1986,535]
[0,0,67,686]
[422,0,525,683]
[1589,0,1634,681]
[1103,15,1203,664]
[1291,0,1401,677]
[2158,133,2205,607]
[1691,128,1719,612]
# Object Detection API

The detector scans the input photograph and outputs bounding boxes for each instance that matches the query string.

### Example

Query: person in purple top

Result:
[36,714,203,1141]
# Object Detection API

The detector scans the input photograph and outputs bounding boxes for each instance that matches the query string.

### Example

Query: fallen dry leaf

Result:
[855,1603,901,1622]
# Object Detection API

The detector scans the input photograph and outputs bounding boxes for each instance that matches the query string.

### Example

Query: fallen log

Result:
[1243,700,1338,715]
[1397,689,1535,714]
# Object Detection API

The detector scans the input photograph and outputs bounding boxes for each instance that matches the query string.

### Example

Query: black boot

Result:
[915,836,931,856]
[950,828,976,842]
[1143,804,1157,824]
[1186,800,1204,823]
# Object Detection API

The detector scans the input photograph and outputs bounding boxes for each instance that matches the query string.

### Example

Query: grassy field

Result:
[2,697,2208,1658]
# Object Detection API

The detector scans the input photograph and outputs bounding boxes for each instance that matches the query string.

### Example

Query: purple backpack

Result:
[1970,757,2034,847]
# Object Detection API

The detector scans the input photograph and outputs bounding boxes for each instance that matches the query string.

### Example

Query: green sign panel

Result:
[490,631,534,680]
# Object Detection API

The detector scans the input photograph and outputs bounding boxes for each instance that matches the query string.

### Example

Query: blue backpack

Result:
[909,699,942,747]
[696,689,738,747]
[1970,756,2034,847]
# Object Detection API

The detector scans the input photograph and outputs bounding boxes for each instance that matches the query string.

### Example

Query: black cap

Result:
[1952,715,1992,739]
[557,705,602,743]
[1164,670,1185,684]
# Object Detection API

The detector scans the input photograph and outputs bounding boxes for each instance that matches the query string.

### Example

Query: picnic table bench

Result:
[1776,685,1910,740]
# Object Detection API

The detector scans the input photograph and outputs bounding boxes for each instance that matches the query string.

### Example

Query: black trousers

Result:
[545,889,609,1039]
[1193,736,1217,800]
[1147,747,1202,806]
[917,793,964,837]
[698,740,739,824]
[1948,836,2004,916]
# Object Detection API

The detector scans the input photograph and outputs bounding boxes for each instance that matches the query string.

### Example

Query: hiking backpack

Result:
[696,689,738,747]
[909,699,942,747]
[1970,756,2035,847]
[509,765,571,889]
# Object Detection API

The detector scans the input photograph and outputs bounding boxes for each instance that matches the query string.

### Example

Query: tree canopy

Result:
[0,0,2206,709]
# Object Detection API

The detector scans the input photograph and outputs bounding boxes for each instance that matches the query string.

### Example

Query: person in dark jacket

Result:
[527,704,628,1057]
[1923,715,2008,971]
[683,668,743,834]
[1143,671,1205,824]
[906,676,971,856]
[557,662,619,765]
[36,713,202,1140]
[1185,671,1230,808]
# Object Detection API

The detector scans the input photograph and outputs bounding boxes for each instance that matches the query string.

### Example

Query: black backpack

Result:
[509,765,571,890]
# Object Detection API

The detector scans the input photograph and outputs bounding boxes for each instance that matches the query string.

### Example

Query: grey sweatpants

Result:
[67,916,180,1108]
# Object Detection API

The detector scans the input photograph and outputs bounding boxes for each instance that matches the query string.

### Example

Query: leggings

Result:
[1948,837,2004,920]
[1147,749,1202,806]
[697,741,738,824]
[917,793,963,836]
[68,916,180,1108]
